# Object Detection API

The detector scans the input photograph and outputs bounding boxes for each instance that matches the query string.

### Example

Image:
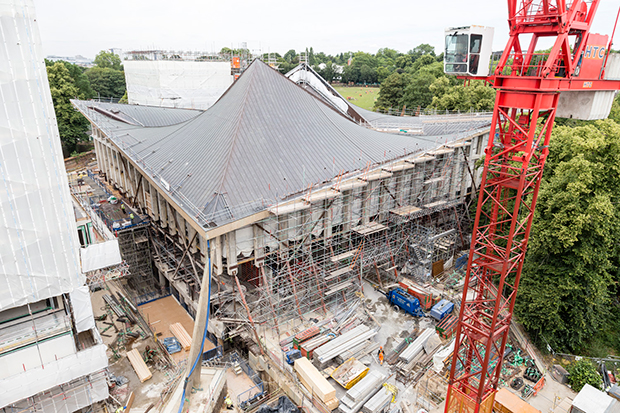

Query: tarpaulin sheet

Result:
[125,60,233,110]
[70,285,96,333]
[80,239,122,272]
[0,0,85,311]
[256,396,299,413]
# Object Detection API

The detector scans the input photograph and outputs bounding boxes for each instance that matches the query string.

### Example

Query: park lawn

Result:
[333,86,380,111]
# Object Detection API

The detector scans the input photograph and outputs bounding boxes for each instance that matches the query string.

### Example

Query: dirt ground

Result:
[138,295,216,363]
[90,282,184,410]
[225,367,261,405]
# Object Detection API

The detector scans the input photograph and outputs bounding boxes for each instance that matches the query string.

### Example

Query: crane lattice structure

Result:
[446,1,620,412]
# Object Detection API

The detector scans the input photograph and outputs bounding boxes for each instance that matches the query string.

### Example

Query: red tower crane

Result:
[443,1,620,412]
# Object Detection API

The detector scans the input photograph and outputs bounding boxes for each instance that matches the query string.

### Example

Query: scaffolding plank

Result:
[127,349,152,382]
[327,267,352,280]
[390,205,422,216]
[352,222,387,236]
[361,170,392,182]
[330,250,356,263]
[304,189,341,203]
[335,179,368,192]
[424,200,447,209]
[324,281,353,296]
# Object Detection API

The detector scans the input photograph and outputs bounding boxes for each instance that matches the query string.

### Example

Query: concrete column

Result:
[226,231,237,275]
[323,199,333,241]
[214,235,223,276]
[157,192,168,228]
[360,185,369,225]
[253,223,265,265]
[167,202,177,236]
[342,190,353,232]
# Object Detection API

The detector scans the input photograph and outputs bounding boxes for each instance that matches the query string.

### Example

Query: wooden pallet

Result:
[127,349,152,382]
[170,322,192,351]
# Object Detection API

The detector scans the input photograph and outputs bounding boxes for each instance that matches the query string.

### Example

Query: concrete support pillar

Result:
[158,192,168,227]
[167,202,177,236]
[226,231,238,276]
[324,199,333,241]
[253,223,265,266]
[360,185,369,225]
[214,235,223,276]
[342,189,352,232]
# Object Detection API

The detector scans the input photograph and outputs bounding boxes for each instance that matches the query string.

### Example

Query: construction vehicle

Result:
[443,1,620,412]
[430,299,454,321]
[384,288,425,317]
[285,349,302,365]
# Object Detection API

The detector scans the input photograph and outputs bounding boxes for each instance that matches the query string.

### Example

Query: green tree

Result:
[408,43,436,63]
[283,49,296,63]
[515,120,620,352]
[430,78,495,111]
[85,67,126,98]
[567,359,602,392]
[46,62,90,154]
[45,59,94,99]
[94,50,123,71]
[374,73,408,110]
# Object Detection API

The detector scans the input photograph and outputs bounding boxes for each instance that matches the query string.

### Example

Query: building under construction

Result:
[72,59,491,341]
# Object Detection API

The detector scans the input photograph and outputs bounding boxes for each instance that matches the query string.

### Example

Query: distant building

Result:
[124,59,234,109]
[571,384,620,413]
[0,1,108,412]
[46,54,94,67]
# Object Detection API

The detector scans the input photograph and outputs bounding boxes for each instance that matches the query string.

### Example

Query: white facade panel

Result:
[0,342,108,407]
[0,0,85,311]
[125,60,233,110]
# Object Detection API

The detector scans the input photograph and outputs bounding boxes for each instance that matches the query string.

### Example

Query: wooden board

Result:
[127,349,152,382]
[294,357,336,403]
[170,322,192,351]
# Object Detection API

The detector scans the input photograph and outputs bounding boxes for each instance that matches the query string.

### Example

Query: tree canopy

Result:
[93,50,123,71]
[46,62,90,155]
[515,118,620,354]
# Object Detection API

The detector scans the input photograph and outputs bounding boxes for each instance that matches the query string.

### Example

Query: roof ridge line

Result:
[210,60,257,207]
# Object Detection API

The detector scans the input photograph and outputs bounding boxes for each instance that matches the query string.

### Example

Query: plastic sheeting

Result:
[5,370,108,413]
[125,60,233,110]
[256,396,299,413]
[80,239,122,272]
[0,343,108,407]
[0,0,85,311]
[70,285,96,333]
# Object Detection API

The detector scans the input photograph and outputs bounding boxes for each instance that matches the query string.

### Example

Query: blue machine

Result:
[285,349,302,365]
[386,288,425,317]
[430,299,454,321]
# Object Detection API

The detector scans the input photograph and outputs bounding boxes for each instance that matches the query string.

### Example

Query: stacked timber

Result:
[294,357,339,410]
[293,326,320,348]
[338,370,386,413]
[398,279,435,310]
[127,349,152,382]
[170,323,192,351]
[336,340,381,365]
[300,334,334,359]
[313,325,377,369]
[399,328,435,363]
[362,386,392,413]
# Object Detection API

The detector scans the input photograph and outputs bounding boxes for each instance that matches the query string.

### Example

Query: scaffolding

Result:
[202,141,483,332]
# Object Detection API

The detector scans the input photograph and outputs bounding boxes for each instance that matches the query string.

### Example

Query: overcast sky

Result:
[35,0,620,59]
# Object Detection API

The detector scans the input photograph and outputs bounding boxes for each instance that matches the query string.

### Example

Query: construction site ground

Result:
[138,295,213,363]
[90,282,186,412]
[250,277,578,413]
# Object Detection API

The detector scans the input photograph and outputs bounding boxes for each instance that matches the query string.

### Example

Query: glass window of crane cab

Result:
[445,33,469,73]
[469,34,483,75]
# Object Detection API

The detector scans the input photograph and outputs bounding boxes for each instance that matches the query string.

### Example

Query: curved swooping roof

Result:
[75,59,486,229]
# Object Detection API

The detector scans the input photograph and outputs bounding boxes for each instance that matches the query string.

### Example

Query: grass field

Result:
[333,86,380,111]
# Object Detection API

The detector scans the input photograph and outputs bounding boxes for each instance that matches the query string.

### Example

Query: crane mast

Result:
[444,1,620,412]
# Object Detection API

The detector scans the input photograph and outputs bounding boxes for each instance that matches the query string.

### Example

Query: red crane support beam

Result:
[445,1,619,412]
